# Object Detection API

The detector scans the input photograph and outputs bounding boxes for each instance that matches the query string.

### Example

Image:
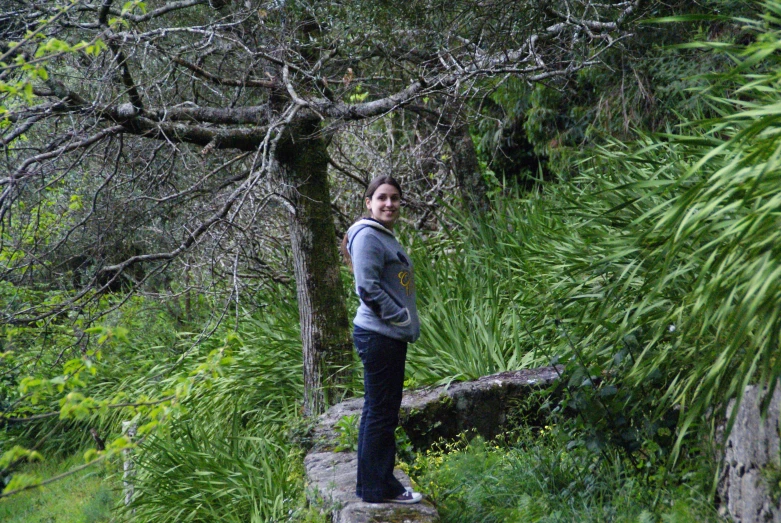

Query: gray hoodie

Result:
[347,219,420,343]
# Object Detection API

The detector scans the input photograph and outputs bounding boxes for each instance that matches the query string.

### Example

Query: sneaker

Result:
[385,490,423,504]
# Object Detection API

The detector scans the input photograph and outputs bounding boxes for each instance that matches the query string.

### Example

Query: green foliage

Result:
[761,462,781,503]
[408,0,781,466]
[1,284,305,514]
[395,426,415,464]
[0,1,108,111]
[405,204,549,384]
[411,432,720,523]
[127,409,301,523]
[565,1,781,454]
[118,289,308,522]
[549,324,678,458]
[476,0,753,182]
[334,414,359,452]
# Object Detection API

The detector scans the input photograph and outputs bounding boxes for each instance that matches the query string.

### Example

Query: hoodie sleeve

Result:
[350,230,409,325]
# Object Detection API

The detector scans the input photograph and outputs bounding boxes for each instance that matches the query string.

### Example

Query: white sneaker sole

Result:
[385,491,423,504]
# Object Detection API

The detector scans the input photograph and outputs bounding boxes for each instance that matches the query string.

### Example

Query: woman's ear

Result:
[365,197,372,211]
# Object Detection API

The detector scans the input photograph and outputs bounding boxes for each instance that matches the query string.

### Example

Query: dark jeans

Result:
[353,325,408,502]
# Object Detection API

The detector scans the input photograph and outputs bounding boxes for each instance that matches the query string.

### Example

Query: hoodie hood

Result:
[347,218,395,250]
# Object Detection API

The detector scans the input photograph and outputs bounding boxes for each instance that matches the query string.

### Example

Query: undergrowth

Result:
[409,431,722,523]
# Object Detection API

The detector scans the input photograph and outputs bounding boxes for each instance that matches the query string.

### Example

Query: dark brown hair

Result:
[340,176,403,271]
[363,175,402,201]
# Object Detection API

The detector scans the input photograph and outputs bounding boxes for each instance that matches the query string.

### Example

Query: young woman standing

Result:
[342,176,423,504]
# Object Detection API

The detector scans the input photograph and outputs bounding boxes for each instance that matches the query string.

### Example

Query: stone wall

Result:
[398,367,561,449]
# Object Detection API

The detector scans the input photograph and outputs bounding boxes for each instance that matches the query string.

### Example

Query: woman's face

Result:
[365,183,401,228]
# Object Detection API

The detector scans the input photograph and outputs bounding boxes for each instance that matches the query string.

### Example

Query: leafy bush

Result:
[559,1,781,452]
[334,414,359,452]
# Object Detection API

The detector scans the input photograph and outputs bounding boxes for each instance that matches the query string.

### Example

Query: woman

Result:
[342,176,423,504]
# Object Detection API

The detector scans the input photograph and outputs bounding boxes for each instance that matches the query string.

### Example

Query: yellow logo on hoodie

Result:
[398,270,413,296]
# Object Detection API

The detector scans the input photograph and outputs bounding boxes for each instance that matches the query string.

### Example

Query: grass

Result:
[0,455,117,523]
[127,412,304,523]
[409,431,722,523]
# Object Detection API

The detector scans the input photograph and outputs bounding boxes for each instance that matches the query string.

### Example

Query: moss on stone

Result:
[367,505,436,522]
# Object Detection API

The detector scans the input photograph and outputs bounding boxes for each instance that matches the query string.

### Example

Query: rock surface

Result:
[305,366,561,522]
[305,451,438,523]
[399,367,561,449]
[719,385,781,523]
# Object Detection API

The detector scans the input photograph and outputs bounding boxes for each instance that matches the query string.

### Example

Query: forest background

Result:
[1,0,780,521]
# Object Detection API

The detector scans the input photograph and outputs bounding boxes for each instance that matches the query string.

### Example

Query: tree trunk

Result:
[275,118,353,417]
[447,120,490,214]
